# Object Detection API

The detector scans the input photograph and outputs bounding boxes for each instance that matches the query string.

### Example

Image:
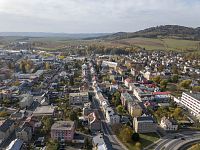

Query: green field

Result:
[0,35,200,51]
[119,38,200,51]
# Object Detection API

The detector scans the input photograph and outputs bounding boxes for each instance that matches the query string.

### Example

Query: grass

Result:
[122,133,160,150]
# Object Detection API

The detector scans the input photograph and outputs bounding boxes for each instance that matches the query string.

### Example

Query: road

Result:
[92,96,128,150]
[153,131,200,150]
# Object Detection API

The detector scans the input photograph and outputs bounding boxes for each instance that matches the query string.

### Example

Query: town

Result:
[0,45,199,150]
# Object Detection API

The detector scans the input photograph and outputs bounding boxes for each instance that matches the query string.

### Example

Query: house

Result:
[124,78,133,88]
[127,101,142,117]
[105,107,120,125]
[88,111,101,132]
[10,110,26,121]
[0,119,15,143]
[19,94,33,108]
[16,126,32,142]
[93,134,108,150]
[160,117,178,131]
[69,92,89,106]
[121,92,133,109]
[133,115,156,133]
[25,116,42,132]
[180,92,200,119]
[51,121,75,141]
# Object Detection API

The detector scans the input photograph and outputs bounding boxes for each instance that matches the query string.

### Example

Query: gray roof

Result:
[0,119,15,132]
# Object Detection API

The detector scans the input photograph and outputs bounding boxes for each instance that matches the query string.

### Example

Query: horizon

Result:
[0,0,200,33]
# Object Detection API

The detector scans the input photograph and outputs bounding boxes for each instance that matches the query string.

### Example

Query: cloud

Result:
[0,0,199,32]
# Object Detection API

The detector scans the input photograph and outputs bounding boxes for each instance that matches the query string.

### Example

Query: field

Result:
[0,36,200,51]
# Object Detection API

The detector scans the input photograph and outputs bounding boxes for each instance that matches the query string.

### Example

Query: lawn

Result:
[122,133,160,150]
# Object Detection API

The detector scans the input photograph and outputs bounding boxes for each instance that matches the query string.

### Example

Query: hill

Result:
[100,25,200,40]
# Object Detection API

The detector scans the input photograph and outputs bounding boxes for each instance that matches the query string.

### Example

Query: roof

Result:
[184,92,200,100]
[0,119,15,132]
[136,116,154,122]
[33,105,55,116]
[51,121,75,131]
[153,92,171,95]
[6,139,23,150]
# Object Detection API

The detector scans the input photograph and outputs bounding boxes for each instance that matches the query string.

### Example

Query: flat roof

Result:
[51,121,75,130]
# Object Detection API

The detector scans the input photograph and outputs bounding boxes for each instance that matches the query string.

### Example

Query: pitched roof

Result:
[0,119,15,132]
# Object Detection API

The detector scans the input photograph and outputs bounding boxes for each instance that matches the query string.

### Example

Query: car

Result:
[181,137,185,140]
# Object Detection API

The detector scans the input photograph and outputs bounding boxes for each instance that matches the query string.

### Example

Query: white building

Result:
[180,92,200,118]
[19,94,33,108]
[69,92,89,106]
[105,107,120,125]
[160,117,178,131]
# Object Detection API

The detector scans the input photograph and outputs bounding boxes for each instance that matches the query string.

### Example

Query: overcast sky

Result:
[0,0,200,33]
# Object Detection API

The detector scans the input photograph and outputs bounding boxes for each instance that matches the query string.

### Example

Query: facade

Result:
[121,92,133,108]
[160,117,178,131]
[105,107,120,125]
[127,101,142,117]
[69,92,89,106]
[19,94,33,108]
[51,121,75,141]
[133,116,156,133]
[180,92,200,118]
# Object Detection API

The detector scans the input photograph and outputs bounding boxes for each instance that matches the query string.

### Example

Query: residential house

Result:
[69,92,89,106]
[160,117,178,131]
[105,107,120,125]
[51,121,75,141]
[133,115,156,133]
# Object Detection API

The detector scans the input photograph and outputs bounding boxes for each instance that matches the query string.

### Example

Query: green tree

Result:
[69,111,78,121]
[135,142,142,150]
[192,86,200,92]
[171,74,179,83]
[160,79,168,89]
[132,132,140,141]
[152,76,161,84]
[46,140,59,150]
[116,105,124,114]
[179,80,192,89]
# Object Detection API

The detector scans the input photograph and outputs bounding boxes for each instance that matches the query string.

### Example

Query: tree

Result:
[116,105,124,114]
[46,140,59,150]
[69,111,78,121]
[160,79,168,89]
[152,76,161,84]
[84,138,92,150]
[112,91,121,106]
[192,86,200,92]
[179,80,192,89]
[45,62,50,70]
[189,143,200,150]
[157,65,164,72]
[42,116,53,134]
[173,107,182,119]
[135,142,142,150]
[132,132,140,141]
[0,111,8,117]
[20,61,26,73]
[120,126,133,142]
[171,74,179,83]
[172,65,179,74]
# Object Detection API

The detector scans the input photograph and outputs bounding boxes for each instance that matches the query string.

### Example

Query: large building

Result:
[51,121,75,141]
[69,92,89,106]
[180,92,200,118]
[133,116,156,133]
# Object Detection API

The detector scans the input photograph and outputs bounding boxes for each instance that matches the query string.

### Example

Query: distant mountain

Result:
[99,25,200,40]
[0,32,110,39]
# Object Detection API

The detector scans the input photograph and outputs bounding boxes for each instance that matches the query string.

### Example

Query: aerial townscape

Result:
[0,1,200,150]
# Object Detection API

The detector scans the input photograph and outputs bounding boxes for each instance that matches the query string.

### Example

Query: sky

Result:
[0,0,200,33]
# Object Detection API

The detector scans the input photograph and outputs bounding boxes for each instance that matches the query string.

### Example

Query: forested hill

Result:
[99,25,200,40]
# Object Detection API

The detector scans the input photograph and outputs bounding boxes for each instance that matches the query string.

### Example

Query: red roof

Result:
[153,92,171,95]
